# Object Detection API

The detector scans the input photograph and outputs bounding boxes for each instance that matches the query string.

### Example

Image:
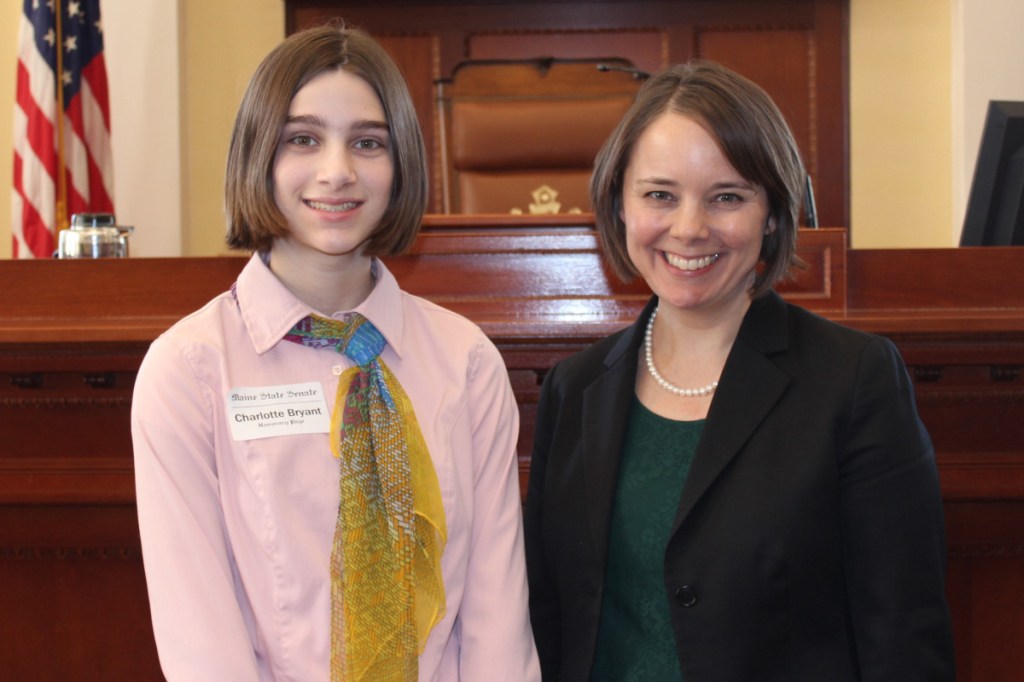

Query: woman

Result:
[131,24,539,681]
[525,61,954,681]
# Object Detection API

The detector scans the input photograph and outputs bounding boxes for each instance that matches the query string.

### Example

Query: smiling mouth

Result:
[305,200,359,212]
[665,252,720,271]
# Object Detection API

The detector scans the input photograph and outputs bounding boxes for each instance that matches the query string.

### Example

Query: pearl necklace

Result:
[644,307,719,397]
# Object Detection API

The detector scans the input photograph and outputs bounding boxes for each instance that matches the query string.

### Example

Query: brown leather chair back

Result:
[436,58,644,214]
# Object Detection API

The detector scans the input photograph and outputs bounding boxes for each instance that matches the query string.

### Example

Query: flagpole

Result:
[54,0,69,232]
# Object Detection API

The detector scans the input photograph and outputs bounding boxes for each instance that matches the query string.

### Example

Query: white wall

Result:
[953,0,1024,244]
[849,0,952,248]
[104,1,183,257]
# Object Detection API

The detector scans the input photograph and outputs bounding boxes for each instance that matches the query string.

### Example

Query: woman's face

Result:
[271,68,394,266]
[621,111,772,319]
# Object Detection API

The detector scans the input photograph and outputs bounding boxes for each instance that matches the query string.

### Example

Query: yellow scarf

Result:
[284,313,446,681]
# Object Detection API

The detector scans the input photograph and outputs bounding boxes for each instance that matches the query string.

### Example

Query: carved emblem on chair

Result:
[509,185,583,215]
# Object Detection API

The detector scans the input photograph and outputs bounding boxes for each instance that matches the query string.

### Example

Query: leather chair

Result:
[435,58,645,214]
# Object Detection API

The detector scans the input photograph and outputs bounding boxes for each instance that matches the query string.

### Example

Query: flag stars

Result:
[43,28,56,47]
[64,35,78,54]
[67,1,83,21]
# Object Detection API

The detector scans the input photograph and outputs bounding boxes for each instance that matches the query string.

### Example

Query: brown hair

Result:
[590,60,806,298]
[225,24,427,254]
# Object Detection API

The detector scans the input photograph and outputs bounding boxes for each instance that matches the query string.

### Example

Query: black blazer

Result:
[525,292,954,681]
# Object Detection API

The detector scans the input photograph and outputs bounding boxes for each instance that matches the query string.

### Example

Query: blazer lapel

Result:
[581,302,652,565]
[672,292,792,532]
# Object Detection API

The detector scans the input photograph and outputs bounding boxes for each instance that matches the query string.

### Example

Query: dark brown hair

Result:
[225,24,427,254]
[590,60,806,297]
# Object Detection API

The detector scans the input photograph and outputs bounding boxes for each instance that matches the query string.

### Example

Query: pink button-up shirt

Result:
[132,253,540,681]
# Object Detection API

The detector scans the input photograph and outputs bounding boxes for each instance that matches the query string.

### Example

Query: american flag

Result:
[12,0,114,259]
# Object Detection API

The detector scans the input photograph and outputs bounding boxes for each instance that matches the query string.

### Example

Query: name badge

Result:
[226,381,331,441]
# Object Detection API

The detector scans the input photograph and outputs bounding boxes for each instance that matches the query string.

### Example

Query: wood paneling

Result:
[287,0,849,226]
[0,506,161,680]
[468,30,667,75]
[1,222,1022,678]
[697,29,815,180]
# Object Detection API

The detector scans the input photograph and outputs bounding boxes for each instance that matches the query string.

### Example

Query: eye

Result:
[645,190,675,203]
[713,192,742,204]
[353,137,388,153]
[287,134,317,147]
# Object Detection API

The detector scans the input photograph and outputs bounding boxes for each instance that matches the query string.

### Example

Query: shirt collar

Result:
[235,253,406,359]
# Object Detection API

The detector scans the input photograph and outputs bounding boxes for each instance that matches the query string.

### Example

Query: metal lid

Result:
[70,213,117,229]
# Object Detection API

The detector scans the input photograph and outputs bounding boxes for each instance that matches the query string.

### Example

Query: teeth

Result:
[666,252,719,271]
[306,200,358,212]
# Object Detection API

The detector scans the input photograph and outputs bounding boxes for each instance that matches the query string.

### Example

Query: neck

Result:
[652,294,751,357]
[267,245,375,314]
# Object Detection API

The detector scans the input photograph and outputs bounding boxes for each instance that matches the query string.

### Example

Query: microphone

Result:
[803,175,819,228]
[596,63,650,80]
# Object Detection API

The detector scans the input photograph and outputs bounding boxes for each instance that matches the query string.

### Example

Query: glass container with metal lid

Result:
[56,213,135,258]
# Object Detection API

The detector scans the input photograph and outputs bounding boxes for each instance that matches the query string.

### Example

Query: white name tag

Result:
[226,381,331,441]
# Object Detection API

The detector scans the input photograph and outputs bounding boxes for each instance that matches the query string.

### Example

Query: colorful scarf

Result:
[284,313,446,681]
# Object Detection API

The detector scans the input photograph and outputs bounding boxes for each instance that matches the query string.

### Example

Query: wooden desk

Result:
[1,222,1021,679]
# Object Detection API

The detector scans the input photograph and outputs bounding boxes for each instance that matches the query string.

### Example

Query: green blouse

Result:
[591,397,703,682]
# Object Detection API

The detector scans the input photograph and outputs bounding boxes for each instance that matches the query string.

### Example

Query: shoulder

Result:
[153,292,237,350]
[139,292,240,383]
[132,293,245,426]
[373,259,495,365]
[750,295,912,405]
[788,302,902,367]
[400,290,484,338]
[753,292,897,363]
[398,291,491,351]
[544,323,637,395]
[395,290,506,379]
[791,304,874,347]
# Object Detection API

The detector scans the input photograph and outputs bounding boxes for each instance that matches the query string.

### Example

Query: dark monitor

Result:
[960,100,1024,246]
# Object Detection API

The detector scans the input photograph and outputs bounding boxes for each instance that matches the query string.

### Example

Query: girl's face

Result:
[271,68,394,267]
[621,111,772,320]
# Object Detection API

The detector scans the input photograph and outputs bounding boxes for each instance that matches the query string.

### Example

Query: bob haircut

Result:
[225,23,427,255]
[590,60,806,298]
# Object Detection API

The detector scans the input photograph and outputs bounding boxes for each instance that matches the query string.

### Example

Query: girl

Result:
[132,24,539,681]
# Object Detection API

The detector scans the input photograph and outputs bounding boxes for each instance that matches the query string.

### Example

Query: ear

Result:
[764,217,777,235]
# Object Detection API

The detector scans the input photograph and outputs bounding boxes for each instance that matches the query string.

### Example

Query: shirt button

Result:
[675,585,698,608]
[332,365,343,376]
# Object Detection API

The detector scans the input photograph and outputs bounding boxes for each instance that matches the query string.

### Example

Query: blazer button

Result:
[675,585,697,608]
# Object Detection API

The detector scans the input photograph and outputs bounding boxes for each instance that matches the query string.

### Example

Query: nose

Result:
[317,143,356,188]
[668,201,710,241]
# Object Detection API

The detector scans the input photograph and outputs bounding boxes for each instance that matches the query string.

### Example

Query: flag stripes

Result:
[12,0,114,259]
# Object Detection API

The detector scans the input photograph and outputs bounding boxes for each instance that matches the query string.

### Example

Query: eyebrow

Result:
[283,114,390,132]
[710,179,758,192]
[634,177,758,192]
[634,177,677,187]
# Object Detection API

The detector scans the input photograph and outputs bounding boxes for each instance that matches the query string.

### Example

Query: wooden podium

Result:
[1,218,1022,680]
